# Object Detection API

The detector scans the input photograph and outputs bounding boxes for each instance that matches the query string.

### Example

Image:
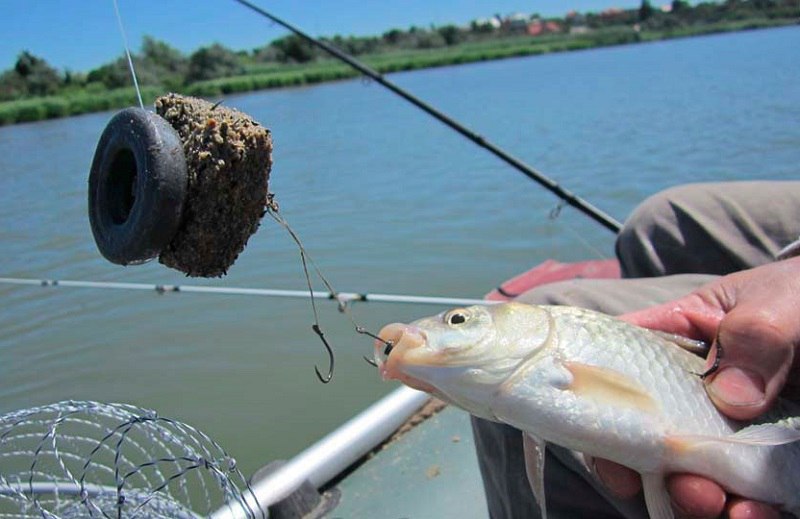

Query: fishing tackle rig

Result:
[266,205,396,382]
[7,0,629,383]
[85,89,391,382]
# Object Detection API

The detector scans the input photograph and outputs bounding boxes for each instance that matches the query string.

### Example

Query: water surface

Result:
[1,27,798,475]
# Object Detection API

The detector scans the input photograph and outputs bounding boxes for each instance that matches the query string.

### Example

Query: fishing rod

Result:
[0,277,491,307]
[231,0,623,234]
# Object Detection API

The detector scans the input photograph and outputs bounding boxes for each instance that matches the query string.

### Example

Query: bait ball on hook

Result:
[88,94,273,277]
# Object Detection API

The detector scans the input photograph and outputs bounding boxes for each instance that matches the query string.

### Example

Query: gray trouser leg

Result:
[472,181,800,518]
[616,181,800,278]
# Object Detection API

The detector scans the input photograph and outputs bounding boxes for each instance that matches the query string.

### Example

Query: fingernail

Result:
[706,367,765,407]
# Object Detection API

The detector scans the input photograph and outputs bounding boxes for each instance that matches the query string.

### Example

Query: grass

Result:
[0,19,796,126]
[0,86,162,125]
[184,63,357,97]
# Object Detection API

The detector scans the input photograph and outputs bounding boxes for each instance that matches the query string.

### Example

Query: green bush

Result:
[221,76,254,94]
[14,100,46,122]
[41,97,70,118]
[67,94,109,114]
[250,75,278,90]
[0,103,17,125]
[185,81,223,97]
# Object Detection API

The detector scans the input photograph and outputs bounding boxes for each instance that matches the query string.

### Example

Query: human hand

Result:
[597,257,800,518]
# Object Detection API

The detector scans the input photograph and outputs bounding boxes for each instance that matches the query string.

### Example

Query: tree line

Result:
[1,0,796,104]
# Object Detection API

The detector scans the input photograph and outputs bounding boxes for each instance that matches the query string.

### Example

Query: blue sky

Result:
[1,1,646,72]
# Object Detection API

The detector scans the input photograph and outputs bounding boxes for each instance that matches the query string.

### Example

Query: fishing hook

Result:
[356,327,393,368]
[698,332,724,380]
[312,324,334,383]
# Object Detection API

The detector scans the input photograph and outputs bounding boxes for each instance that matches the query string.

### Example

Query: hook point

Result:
[315,366,333,383]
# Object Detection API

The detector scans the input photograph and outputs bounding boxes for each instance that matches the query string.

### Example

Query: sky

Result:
[0,1,648,73]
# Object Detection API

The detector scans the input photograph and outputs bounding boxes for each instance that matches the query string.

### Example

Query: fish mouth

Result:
[373,323,437,393]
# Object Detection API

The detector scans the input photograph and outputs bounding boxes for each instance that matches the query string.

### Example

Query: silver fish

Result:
[375,302,800,519]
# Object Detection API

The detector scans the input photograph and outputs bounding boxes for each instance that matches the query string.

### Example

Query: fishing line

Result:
[230,0,623,235]
[549,202,610,260]
[111,0,144,109]
[266,203,394,383]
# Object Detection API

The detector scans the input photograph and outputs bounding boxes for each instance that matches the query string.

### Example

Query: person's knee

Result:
[616,184,705,277]
[514,278,637,313]
[514,279,588,306]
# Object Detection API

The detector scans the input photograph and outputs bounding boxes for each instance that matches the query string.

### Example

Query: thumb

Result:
[704,305,794,421]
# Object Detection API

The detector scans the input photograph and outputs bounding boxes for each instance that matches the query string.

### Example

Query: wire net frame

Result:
[0,401,265,519]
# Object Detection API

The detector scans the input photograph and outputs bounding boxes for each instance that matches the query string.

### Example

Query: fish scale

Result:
[556,307,733,437]
[376,302,800,519]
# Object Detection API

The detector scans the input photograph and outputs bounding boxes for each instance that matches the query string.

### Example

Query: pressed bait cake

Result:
[155,93,272,277]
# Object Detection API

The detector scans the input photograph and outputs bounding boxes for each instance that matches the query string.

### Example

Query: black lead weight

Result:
[88,107,188,266]
[88,94,272,277]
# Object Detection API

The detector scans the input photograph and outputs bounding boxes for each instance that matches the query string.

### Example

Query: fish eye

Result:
[445,309,468,326]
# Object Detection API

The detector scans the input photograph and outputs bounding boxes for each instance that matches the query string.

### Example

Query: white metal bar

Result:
[210,386,430,519]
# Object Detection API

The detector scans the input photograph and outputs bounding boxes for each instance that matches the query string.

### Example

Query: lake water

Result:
[1,27,799,476]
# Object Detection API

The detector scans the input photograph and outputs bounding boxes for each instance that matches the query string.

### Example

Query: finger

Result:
[592,458,641,500]
[667,474,726,519]
[705,307,794,421]
[619,293,725,340]
[726,497,781,519]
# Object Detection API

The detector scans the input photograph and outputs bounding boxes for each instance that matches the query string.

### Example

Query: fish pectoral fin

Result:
[652,330,710,357]
[642,472,674,519]
[564,362,658,413]
[522,433,548,519]
[673,423,800,449]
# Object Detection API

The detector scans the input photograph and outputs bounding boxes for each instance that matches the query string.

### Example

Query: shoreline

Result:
[1,19,796,127]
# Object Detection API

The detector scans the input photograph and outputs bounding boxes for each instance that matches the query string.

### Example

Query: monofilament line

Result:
[266,205,393,383]
[112,0,144,109]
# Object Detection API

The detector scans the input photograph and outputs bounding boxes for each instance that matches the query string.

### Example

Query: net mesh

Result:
[0,401,264,518]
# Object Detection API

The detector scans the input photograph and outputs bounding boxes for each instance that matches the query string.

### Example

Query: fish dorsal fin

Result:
[522,433,548,519]
[651,331,710,357]
[564,362,658,413]
[641,472,674,519]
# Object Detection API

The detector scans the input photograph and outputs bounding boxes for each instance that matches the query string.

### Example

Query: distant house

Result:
[527,20,562,37]
[472,16,501,30]
[505,13,531,31]
[565,10,589,34]
[599,7,625,20]
[565,10,587,25]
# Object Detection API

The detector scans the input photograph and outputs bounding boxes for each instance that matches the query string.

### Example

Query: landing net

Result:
[0,401,264,518]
